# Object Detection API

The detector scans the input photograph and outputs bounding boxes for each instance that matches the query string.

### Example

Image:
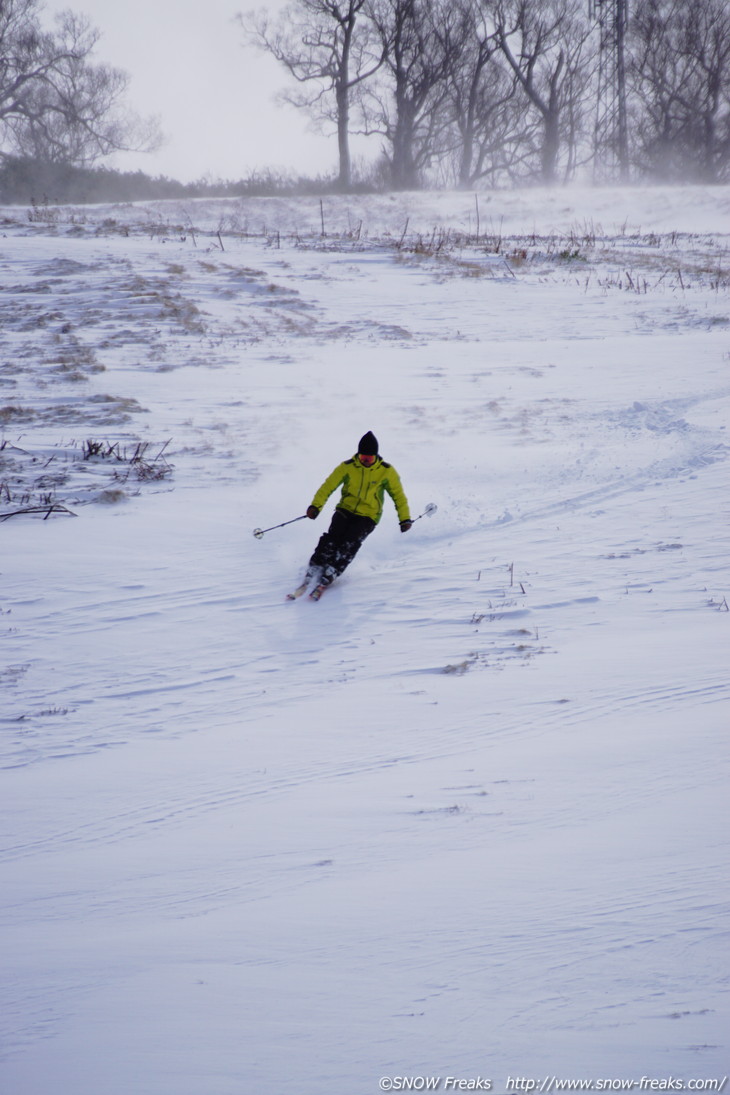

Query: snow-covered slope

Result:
[1,187,728,1094]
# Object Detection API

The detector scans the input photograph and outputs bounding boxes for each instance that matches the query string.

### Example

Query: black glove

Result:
[307,505,319,519]
[400,519,413,533]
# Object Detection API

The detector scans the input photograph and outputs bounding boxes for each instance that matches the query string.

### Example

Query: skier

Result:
[289,431,412,600]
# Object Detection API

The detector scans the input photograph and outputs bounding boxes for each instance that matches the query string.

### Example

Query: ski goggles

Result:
[358,453,377,466]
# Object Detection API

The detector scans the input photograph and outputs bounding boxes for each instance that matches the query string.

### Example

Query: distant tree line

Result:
[242,0,730,190]
[0,156,344,204]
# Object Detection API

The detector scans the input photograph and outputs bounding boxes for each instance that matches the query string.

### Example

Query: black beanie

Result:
[358,431,378,455]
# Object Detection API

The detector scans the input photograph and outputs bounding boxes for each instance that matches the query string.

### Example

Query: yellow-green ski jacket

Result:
[311,455,411,525]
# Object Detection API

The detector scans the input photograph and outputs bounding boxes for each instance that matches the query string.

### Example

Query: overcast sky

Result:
[43,0,347,182]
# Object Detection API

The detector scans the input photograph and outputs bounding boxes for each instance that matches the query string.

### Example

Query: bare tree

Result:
[241,0,381,190]
[493,0,594,183]
[0,0,160,166]
[433,0,528,187]
[361,0,456,189]
[630,0,730,182]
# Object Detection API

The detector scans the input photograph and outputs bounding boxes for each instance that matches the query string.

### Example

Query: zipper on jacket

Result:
[353,460,377,512]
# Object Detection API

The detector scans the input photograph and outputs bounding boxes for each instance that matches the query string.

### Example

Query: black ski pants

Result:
[309,508,376,586]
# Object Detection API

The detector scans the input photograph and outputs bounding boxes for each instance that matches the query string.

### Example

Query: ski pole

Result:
[253,515,307,539]
[413,502,438,522]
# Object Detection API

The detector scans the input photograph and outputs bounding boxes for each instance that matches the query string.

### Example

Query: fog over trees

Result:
[243,0,730,189]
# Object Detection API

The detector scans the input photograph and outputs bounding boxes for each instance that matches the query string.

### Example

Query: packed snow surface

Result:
[1,186,729,1094]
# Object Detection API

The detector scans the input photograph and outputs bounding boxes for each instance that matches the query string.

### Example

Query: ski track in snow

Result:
[1,189,729,1092]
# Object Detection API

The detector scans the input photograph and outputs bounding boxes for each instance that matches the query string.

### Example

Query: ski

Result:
[286,582,309,600]
[285,581,327,601]
[287,566,325,601]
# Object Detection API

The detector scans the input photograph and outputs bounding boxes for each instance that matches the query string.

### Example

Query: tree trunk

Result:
[541,111,560,183]
[391,93,419,188]
[458,132,474,188]
[336,82,352,191]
